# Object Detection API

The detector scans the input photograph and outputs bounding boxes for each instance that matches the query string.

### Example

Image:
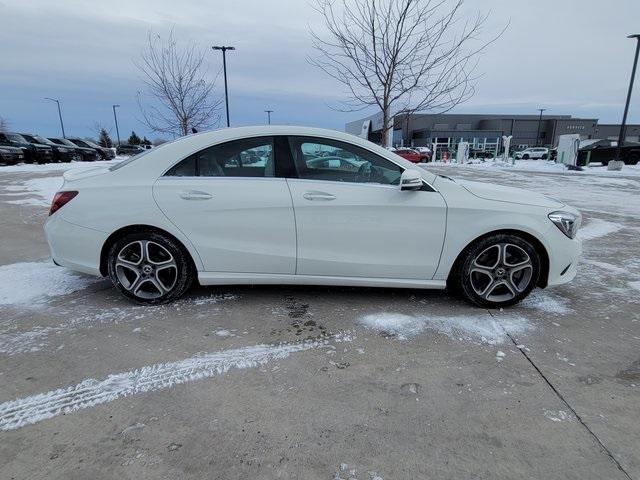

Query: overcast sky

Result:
[1,0,639,140]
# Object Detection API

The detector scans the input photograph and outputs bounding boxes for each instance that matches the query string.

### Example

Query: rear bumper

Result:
[44,214,107,276]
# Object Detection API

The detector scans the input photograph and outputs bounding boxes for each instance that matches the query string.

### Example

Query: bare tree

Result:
[0,116,8,132]
[136,30,222,137]
[310,0,505,146]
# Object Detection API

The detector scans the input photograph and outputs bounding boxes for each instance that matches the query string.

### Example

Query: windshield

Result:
[7,133,27,143]
[109,148,154,170]
[83,140,100,148]
[70,139,92,148]
[33,135,55,145]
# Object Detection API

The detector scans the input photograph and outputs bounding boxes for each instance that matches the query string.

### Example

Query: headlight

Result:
[548,211,580,239]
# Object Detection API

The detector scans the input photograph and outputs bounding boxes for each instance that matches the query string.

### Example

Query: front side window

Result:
[165,137,274,178]
[288,137,402,186]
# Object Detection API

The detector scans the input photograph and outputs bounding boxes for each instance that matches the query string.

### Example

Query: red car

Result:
[392,148,429,163]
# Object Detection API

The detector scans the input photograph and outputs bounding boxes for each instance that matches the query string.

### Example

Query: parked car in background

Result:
[577,140,640,166]
[413,146,433,160]
[67,137,115,160]
[20,134,77,163]
[392,148,430,163]
[0,145,24,165]
[469,148,494,159]
[514,147,549,160]
[49,137,99,162]
[0,132,52,163]
[116,144,146,156]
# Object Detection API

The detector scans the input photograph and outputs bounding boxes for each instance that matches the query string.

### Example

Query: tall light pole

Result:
[212,45,235,127]
[112,104,121,146]
[535,108,546,146]
[44,97,65,138]
[615,34,640,163]
[265,109,273,124]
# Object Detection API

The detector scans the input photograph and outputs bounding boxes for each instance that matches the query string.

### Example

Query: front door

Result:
[286,136,447,280]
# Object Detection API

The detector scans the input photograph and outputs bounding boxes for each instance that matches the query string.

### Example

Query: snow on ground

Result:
[519,290,572,315]
[428,158,640,177]
[629,281,640,292]
[0,158,124,174]
[2,176,63,206]
[359,312,532,344]
[0,334,351,431]
[577,218,625,241]
[0,261,101,306]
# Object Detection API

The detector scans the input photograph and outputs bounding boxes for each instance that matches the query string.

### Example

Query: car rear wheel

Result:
[107,232,194,305]
[522,154,530,159]
[454,234,540,308]
[628,153,639,165]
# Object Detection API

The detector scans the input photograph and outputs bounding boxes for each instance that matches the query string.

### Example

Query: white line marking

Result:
[0,334,352,431]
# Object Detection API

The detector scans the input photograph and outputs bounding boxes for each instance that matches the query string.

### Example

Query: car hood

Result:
[457,179,564,208]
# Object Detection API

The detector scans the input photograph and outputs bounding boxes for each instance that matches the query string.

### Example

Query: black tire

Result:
[628,153,639,165]
[107,231,194,305]
[541,154,548,160]
[452,233,540,308]
[522,154,530,159]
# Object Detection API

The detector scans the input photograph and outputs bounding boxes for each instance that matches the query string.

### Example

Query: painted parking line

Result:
[0,333,352,431]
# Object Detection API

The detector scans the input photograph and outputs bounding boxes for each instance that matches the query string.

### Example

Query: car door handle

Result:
[180,190,212,200]
[303,191,336,201]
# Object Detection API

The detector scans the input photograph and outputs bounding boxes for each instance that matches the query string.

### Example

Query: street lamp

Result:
[265,109,273,124]
[535,108,546,146]
[44,97,66,138]
[112,104,121,146]
[212,45,235,127]
[614,34,640,163]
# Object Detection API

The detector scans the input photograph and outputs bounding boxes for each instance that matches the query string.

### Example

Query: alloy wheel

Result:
[115,240,178,299]
[469,243,533,303]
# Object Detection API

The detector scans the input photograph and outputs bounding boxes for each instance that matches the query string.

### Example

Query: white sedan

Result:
[514,147,550,160]
[44,126,581,308]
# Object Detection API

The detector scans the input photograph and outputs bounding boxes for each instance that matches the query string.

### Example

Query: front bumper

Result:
[44,213,108,277]
[543,223,582,287]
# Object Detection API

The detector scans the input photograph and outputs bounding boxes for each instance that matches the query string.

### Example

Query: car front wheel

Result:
[107,232,194,304]
[456,234,540,308]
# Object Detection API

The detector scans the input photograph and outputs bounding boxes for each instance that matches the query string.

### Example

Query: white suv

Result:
[515,147,549,160]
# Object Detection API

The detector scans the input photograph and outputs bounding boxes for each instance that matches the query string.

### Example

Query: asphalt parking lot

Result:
[1,162,639,479]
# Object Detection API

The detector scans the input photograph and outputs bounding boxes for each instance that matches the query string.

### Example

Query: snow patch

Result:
[577,219,624,241]
[0,261,101,306]
[520,290,571,314]
[544,409,572,422]
[0,334,351,431]
[359,312,532,344]
[628,281,640,292]
[2,177,62,206]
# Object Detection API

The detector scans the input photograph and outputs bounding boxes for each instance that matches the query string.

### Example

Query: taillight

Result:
[49,191,78,216]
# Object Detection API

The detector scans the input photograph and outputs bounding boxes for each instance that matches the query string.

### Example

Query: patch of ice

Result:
[215,329,234,337]
[495,350,506,362]
[0,261,101,306]
[0,335,349,431]
[359,312,532,345]
[577,219,624,241]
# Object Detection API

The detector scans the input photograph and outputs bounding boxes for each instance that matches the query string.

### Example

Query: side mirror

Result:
[400,169,423,191]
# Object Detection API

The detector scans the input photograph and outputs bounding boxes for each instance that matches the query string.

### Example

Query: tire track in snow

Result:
[0,333,353,431]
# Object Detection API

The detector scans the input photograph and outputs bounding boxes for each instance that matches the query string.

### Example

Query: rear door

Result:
[153,136,297,274]
[286,136,447,280]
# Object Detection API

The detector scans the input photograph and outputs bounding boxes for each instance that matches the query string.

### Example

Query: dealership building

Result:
[345,112,640,154]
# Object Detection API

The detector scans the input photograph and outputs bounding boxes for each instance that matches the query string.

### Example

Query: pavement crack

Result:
[488,310,633,480]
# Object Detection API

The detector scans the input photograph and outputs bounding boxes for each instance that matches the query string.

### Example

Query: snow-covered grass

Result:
[0,334,350,431]
[359,312,532,344]
[0,261,101,306]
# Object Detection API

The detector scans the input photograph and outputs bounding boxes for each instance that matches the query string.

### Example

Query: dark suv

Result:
[577,140,640,166]
[67,137,115,160]
[0,132,52,164]
[116,144,146,156]
[0,145,24,165]
[48,138,99,162]
[20,134,77,163]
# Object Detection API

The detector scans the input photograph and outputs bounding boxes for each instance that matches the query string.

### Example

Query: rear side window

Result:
[165,137,275,178]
